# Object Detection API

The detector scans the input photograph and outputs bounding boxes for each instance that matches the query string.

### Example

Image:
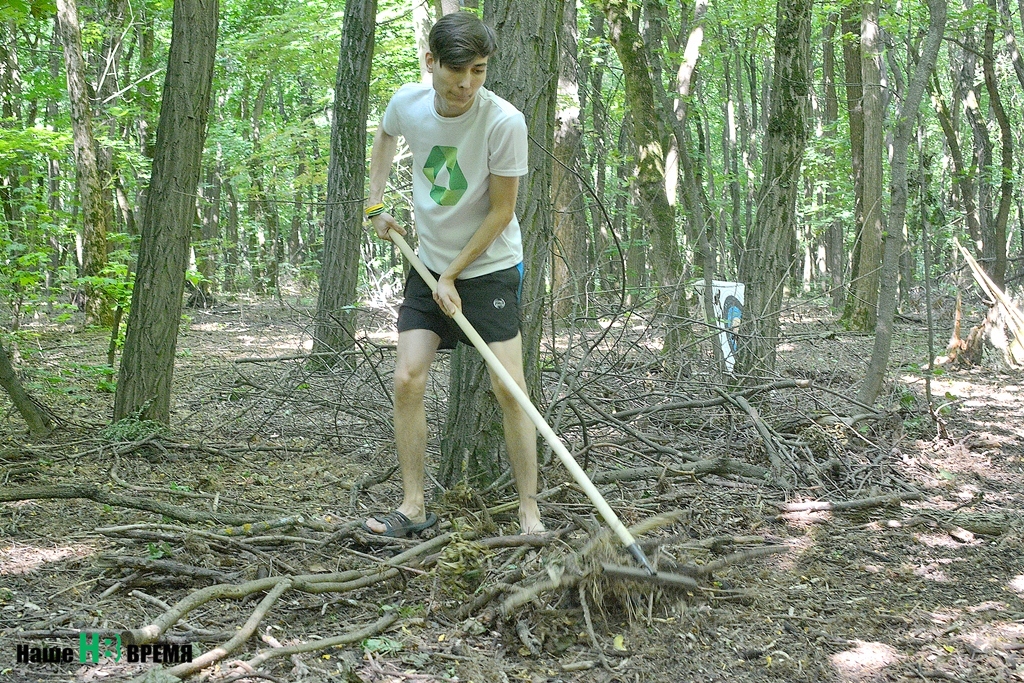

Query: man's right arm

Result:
[367,124,404,240]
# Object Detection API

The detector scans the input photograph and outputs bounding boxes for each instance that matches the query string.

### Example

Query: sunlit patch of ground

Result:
[830,640,901,681]
[0,541,93,575]
[959,620,1024,662]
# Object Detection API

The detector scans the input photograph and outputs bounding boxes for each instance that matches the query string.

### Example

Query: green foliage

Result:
[146,541,174,559]
[100,416,168,442]
[361,637,403,655]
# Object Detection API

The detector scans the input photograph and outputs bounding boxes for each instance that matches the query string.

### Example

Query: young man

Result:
[362,11,543,537]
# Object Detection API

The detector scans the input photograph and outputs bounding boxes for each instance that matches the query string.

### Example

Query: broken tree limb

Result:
[244,611,400,668]
[611,379,813,419]
[778,491,924,513]
[122,576,289,645]
[590,457,769,484]
[684,545,790,576]
[600,563,700,590]
[156,579,292,681]
[98,554,240,583]
[0,340,53,438]
[0,484,258,526]
[730,395,792,481]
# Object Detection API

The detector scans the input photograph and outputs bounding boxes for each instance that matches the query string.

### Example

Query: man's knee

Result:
[394,364,428,402]
[491,377,525,413]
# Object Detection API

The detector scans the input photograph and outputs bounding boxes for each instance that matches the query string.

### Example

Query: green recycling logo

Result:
[424,146,467,206]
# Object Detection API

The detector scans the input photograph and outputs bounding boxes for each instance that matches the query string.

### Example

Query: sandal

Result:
[361,510,438,538]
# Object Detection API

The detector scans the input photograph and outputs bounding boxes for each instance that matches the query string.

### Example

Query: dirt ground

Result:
[1,293,1022,683]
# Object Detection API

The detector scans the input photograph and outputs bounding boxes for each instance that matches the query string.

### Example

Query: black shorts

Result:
[398,264,523,350]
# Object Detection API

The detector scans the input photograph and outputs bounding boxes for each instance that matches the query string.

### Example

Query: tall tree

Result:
[312,0,378,359]
[859,0,947,405]
[847,0,885,330]
[841,7,865,311]
[822,13,846,309]
[439,0,562,487]
[551,0,589,320]
[737,0,811,376]
[56,0,112,326]
[600,0,685,353]
[983,0,1011,289]
[113,0,218,423]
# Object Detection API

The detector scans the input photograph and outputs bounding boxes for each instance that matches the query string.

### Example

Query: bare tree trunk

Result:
[551,0,589,321]
[737,0,811,377]
[847,0,885,330]
[859,0,946,406]
[196,166,220,301]
[312,0,377,359]
[983,0,1011,290]
[929,74,983,248]
[114,0,218,423]
[822,13,846,309]
[56,0,112,326]
[0,342,52,438]
[601,0,684,354]
[0,21,22,227]
[224,178,239,291]
[440,0,562,488]
[841,8,865,307]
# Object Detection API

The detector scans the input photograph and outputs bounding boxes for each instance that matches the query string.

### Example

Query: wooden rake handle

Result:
[387,229,654,574]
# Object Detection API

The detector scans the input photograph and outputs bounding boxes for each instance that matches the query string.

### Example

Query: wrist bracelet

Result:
[364,203,385,218]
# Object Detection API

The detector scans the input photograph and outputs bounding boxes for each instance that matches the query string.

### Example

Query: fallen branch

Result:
[681,545,790,576]
[98,554,239,584]
[778,491,924,513]
[244,611,399,668]
[590,457,768,484]
[611,379,813,420]
[124,533,453,645]
[154,579,293,681]
[0,485,257,525]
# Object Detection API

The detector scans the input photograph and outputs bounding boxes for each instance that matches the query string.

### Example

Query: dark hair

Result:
[428,11,497,68]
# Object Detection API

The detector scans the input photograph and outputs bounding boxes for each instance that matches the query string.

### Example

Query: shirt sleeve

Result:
[487,112,529,177]
[381,90,403,137]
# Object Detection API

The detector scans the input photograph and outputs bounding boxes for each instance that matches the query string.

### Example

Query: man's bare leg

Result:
[365,328,440,533]
[487,334,544,534]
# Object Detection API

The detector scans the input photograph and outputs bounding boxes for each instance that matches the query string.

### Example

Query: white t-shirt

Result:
[381,83,528,279]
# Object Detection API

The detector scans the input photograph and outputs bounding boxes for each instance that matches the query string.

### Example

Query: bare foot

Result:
[518,506,545,535]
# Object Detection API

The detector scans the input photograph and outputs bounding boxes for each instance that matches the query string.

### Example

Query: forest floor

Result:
[1,292,1023,683]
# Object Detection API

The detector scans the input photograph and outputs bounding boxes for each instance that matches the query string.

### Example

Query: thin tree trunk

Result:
[441,0,562,487]
[114,0,218,423]
[983,0,1011,289]
[196,166,220,301]
[224,178,239,291]
[601,0,684,354]
[859,0,945,406]
[929,73,983,247]
[737,0,811,377]
[848,0,885,330]
[551,0,589,321]
[841,7,865,304]
[312,0,377,358]
[56,0,112,326]
[0,21,22,227]
[822,13,845,309]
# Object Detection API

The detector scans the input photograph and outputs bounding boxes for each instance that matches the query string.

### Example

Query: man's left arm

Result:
[434,173,519,316]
